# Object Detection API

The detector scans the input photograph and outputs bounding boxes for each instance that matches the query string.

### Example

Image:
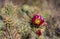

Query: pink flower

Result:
[32,15,44,26]
[36,30,42,36]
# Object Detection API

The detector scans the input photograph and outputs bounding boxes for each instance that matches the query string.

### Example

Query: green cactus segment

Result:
[39,34,44,39]
[0,31,4,36]
[16,18,31,33]
[0,8,1,14]
[22,5,30,12]
[22,5,34,13]
[0,20,3,29]
[0,8,2,15]
[18,5,34,18]
[39,27,45,39]
[5,5,13,16]
[17,22,31,33]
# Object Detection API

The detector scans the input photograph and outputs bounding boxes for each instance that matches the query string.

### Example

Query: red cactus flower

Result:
[32,15,44,26]
[36,30,42,36]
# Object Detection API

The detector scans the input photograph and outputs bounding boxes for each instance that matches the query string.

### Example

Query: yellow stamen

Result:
[35,19,40,24]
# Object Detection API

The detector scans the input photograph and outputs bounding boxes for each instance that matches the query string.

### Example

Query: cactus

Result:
[5,5,13,16]
[0,0,60,39]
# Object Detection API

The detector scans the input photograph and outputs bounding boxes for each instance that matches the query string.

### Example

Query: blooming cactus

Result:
[32,15,44,26]
[36,29,42,36]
